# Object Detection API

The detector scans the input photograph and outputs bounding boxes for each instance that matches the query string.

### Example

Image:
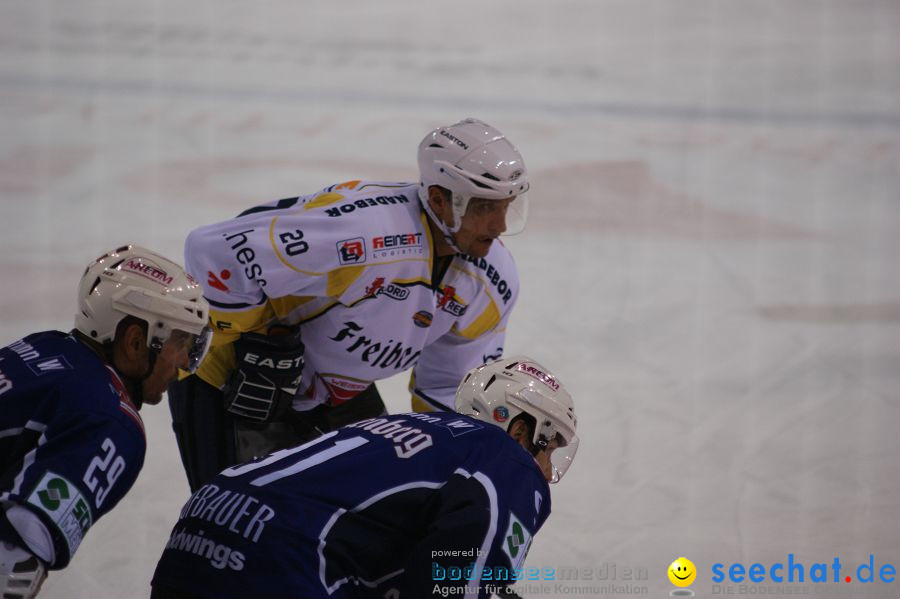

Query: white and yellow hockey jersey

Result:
[184,180,518,412]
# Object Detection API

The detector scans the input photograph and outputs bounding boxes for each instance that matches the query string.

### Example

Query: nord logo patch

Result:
[365,278,409,301]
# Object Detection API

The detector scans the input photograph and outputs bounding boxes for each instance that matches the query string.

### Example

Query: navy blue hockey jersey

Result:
[0,331,146,569]
[152,412,551,598]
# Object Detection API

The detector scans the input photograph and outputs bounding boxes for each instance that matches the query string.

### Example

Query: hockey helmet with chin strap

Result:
[75,245,212,374]
[455,355,578,483]
[417,118,530,250]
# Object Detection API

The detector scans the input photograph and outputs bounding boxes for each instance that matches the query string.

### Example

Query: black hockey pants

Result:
[167,375,387,492]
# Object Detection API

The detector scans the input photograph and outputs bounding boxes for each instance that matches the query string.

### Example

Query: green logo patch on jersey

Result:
[502,512,533,570]
[27,471,93,557]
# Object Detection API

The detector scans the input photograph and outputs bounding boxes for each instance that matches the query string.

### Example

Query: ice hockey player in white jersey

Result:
[168,118,532,491]
[151,356,578,599]
[0,246,210,598]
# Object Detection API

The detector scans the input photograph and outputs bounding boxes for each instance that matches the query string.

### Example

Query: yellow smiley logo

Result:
[668,557,697,587]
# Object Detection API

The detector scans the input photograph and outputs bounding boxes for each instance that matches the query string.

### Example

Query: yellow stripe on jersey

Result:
[408,370,438,413]
[412,395,438,413]
[459,301,502,339]
[197,303,278,388]
[419,211,435,275]
[268,295,317,321]
[392,276,431,286]
[303,192,344,210]
[268,217,328,276]
[296,298,340,323]
[327,265,366,297]
[195,343,236,389]
[447,262,505,339]
[208,304,275,342]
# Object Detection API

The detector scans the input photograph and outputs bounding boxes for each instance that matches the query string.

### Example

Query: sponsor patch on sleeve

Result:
[26,472,93,557]
[501,511,533,571]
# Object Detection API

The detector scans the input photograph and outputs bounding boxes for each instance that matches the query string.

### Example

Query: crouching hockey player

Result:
[0,246,210,598]
[168,117,532,492]
[151,356,578,599]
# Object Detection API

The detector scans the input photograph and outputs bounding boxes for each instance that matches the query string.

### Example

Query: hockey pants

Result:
[167,375,387,492]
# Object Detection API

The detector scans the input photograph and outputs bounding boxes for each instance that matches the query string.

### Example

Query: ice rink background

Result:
[1,1,899,597]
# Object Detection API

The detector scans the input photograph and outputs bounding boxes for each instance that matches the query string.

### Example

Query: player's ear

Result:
[120,321,148,361]
[508,418,531,448]
[427,186,451,223]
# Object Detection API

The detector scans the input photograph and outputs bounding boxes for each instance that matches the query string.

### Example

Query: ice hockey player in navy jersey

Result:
[0,246,211,598]
[168,117,533,492]
[151,355,578,599]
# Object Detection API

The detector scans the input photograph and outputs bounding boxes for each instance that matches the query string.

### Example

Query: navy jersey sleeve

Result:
[401,438,551,598]
[0,332,147,568]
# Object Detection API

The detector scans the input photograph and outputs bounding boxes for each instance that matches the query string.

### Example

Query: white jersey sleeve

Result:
[184,193,345,313]
[183,181,427,389]
[410,245,519,411]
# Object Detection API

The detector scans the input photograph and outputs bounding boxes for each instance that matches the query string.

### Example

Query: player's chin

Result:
[140,379,171,406]
[142,393,164,406]
[465,238,495,258]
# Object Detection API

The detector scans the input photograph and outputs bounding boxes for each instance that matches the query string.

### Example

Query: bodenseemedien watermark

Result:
[431,561,650,595]
[431,582,650,596]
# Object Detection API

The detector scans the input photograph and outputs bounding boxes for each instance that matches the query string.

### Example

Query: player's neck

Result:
[426,214,457,258]
[72,329,109,363]
[72,329,144,407]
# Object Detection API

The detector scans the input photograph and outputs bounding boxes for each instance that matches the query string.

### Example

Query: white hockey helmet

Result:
[417,118,530,241]
[75,245,211,373]
[455,355,578,483]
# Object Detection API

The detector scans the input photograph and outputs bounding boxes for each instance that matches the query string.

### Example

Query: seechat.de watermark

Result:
[709,555,895,596]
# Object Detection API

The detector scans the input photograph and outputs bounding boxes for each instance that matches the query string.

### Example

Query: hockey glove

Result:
[0,543,46,599]
[223,327,304,423]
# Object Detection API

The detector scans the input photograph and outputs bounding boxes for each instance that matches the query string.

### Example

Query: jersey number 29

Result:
[83,438,126,508]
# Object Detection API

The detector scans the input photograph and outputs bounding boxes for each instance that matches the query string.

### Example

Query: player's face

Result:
[453,197,514,258]
[141,330,193,405]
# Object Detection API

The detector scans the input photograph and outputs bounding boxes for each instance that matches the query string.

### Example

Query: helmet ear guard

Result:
[455,355,579,483]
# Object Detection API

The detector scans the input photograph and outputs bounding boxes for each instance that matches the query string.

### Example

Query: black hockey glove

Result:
[223,327,304,423]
